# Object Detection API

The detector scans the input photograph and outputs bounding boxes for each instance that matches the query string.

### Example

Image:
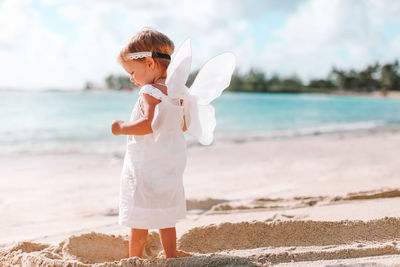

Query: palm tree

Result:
[380,60,400,93]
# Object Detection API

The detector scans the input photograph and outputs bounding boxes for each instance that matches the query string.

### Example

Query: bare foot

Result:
[176,250,193,258]
[157,250,193,258]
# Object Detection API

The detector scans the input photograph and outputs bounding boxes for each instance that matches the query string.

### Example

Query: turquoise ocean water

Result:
[1,90,400,153]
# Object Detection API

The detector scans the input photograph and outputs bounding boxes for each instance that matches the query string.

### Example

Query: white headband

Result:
[124,52,152,60]
[124,51,171,61]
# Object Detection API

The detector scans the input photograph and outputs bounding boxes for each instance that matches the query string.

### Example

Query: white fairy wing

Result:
[182,101,216,145]
[163,38,236,145]
[190,53,236,105]
[166,39,192,99]
[185,53,236,145]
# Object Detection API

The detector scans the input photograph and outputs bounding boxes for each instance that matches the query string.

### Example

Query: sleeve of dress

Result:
[139,84,166,101]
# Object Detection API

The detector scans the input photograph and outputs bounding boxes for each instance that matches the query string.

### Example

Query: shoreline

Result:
[3,124,400,156]
[213,123,400,145]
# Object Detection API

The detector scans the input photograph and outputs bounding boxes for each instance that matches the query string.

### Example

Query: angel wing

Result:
[190,53,236,105]
[165,39,192,99]
[164,38,236,145]
[187,53,236,145]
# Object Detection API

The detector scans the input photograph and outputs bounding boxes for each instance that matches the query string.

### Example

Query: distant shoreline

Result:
[87,88,400,99]
[323,89,400,99]
[225,89,400,99]
[2,88,400,99]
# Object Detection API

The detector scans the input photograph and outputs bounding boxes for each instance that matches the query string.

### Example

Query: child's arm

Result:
[181,99,187,132]
[182,118,187,132]
[111,94,160,136]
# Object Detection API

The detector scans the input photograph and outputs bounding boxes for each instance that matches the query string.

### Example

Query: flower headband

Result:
[124,51,171,60]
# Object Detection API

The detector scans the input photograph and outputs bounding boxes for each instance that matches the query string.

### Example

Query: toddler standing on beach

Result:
[111,28,235,259]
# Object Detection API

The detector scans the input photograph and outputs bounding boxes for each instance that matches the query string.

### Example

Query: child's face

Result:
[121,58,156,88]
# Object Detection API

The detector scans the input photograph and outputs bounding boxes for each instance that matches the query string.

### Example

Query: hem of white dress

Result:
[118,217,184,230]
[118,205,187,230]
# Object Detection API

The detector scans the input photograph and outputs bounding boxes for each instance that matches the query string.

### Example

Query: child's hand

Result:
[111,120,124,136]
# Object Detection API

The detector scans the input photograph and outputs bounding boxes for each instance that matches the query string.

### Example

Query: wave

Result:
[207,121,398,145]
[2,121,399,155]
[0,121,400,155]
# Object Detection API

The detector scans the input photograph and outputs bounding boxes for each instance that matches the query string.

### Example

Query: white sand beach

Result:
[1,128,400,266]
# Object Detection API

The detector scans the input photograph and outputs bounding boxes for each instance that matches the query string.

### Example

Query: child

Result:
[111,28,235,259]
[111,29,185,259]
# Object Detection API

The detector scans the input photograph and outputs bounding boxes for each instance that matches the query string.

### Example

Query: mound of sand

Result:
[0,231,164,267]
[337,188,400,201]
[178,217,400,253]
[62,232,129,263]
[1,217,400,266]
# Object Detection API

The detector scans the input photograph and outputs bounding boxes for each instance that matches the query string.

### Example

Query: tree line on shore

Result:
[101,60,400,93]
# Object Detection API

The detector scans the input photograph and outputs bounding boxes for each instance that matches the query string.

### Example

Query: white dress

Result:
[118,84,187,229]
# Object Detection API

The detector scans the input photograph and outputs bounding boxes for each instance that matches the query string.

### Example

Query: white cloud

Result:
[0,0,69,89]
[386,36,400,62]
[1,0,257,89]
[368,0,400,23]
[0,0,31,49]
[0,0,257,89]
[259,0,393,81]
[56,4,86,22]
[216,0,306,19]
[0,0,399,89]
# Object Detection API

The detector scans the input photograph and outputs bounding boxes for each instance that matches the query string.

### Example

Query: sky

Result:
[0,0,400,90]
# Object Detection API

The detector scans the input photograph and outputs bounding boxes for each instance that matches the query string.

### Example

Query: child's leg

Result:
[159,227,177,258]
[129,228,148,258]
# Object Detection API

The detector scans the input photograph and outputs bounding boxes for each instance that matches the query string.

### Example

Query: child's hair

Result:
[117,28,174,79]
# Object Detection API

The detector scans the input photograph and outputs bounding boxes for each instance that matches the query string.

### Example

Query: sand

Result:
[2,216,400,266]
[1,128,400,266]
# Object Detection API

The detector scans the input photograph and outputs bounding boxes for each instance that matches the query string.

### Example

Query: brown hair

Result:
[117,28,174,79]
